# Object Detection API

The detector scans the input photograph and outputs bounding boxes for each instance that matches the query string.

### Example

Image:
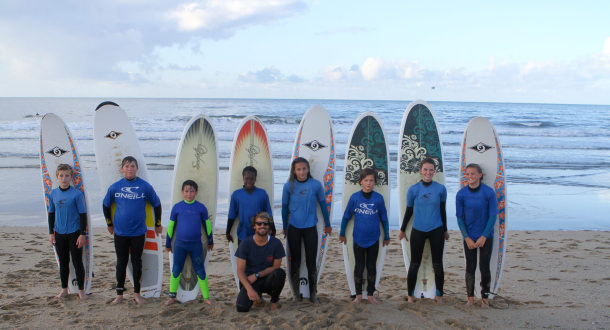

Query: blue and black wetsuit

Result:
[401,180,447,297]
[456,183,498,298]
[48,186,87,290]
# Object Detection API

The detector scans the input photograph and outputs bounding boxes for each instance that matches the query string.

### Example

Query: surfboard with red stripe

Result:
[94,101,163,298]
[228,116,273,290]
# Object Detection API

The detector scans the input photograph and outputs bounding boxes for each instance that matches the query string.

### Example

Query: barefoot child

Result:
[47,164,88,300]
[340,168,390,304]
[103,156,162,304]
[165,180,213,305]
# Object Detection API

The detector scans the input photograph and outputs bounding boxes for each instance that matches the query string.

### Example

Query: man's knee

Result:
[236,303,251,313]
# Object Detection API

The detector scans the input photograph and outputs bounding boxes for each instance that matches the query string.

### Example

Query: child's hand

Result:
[165,247,172,253]
[339,236,346,244]
[382,239,390,246]
[208,244,214,251]
[398,231,407,241]
[155,226,163,236]
[49,233,55,246]
[76,235,86,248]
[107,226,114,235]
[226,234,233,242]
[324,226,333,236]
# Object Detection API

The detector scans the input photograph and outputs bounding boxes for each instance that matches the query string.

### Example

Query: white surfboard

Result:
[287,105,335,299]
[40,113,93,295]
[169,115,218,302]
[342,112,389,299]
[227,116,273,291]
[459,117,507,299]
[93,101,163,298]
[397,100,445,299]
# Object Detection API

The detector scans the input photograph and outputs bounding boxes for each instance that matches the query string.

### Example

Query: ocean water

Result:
[1,97,608,231]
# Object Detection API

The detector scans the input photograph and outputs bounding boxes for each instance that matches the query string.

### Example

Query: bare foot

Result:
[111,295,124,305]
[466,297,474,306]
[78,290,87,300]
[55,289,68,301]
[165,298,177,305]
[406,296,415,303]
[367,296,379,305]
[481,298,489,309]
[203,299,212,305]
[269,302,278,311]
[133,293,142,305]
[352,295,362,304]
[434,296,442,304]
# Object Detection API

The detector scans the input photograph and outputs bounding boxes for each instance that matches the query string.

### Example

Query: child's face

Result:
[294,162,309,181]
[121,161,138,180]
[56,170,72,188]
[243,172,256,190]
[360,174,376,192]
[182,185,197,202]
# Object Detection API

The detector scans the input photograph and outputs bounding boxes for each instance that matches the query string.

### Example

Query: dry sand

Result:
[1,228,609,329]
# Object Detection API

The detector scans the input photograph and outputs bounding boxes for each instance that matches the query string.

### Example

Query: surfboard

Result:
[287,105,335,299]
[169,115,218,302]
[397,100,445,299]
[342,112,389,299]
[227,116,273,291]
[93,101,163,298]
[459,116,507,299]
[39,113,93,295]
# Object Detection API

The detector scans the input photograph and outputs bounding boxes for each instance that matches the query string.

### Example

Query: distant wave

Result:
[506,121,556,128]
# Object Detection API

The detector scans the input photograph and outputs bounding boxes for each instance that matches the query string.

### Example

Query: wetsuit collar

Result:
[243,185,256,193]
[59,186,70,192]
[421,180,433,187]
[296,177,308,183]
[184,199,195,204]
[361,190,373,199]
[468,184,481,192]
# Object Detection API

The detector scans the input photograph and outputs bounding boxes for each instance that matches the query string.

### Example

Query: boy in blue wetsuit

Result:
[103,156,162,305]
[456,163,498,308]
[340,168,390,304]
[165,180,213,305]
[47,164,88,300]
[226,166,275,245]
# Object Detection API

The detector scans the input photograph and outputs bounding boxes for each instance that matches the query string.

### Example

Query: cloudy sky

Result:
[1,0,609,104]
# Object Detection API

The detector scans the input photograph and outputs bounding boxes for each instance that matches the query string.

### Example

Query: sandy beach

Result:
[1,227,608,329]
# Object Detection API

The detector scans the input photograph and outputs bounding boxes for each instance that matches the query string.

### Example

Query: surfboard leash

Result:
[485,291,510,309]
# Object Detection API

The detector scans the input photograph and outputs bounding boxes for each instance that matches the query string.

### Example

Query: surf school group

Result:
[40,99,505,310]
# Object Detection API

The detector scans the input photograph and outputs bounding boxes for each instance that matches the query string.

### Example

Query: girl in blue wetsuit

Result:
[47,164,88,300]
[165,180,213,305]
[282,157,332,303]
[340,168,390,304]
[398,157,448,303]
[456,163,498,308]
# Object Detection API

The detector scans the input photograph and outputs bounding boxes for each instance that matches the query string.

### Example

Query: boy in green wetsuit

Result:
[165,180,213,305]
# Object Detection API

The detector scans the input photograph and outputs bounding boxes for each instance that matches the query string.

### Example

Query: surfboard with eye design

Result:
[40,113,93,295]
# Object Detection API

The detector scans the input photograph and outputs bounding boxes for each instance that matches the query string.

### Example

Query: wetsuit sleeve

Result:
[79,213,87,234]
[48,212,55,234]
[340,196,354,237]
[281,183,290,229]
[456,216,469,239]
[226,218,235,236]
[203,207,213,246]
[317,182,331,227]
[103,205,112,227]
[154,204,162,227]
[440,201,447,232]
[166,219,175,248]
[481,215,496,238]
[400,206,414,232]
[379,198,390,241]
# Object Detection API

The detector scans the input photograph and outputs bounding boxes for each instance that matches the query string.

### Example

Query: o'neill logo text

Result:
[115,186,145,199]
[354,203,378,215]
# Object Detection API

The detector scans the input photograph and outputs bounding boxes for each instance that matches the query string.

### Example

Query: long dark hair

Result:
[288,157,312,192]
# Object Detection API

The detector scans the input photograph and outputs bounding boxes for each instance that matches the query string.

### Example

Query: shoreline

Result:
[2,227,609,328]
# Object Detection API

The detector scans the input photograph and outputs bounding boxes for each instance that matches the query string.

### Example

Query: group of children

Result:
[47,156,497,309]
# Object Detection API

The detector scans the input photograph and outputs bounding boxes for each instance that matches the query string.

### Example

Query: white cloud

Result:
[603,37,610,55]
[361,57,421,81]
[0,1,306,84]
[239,66,304,84]
[168,0,306,34]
